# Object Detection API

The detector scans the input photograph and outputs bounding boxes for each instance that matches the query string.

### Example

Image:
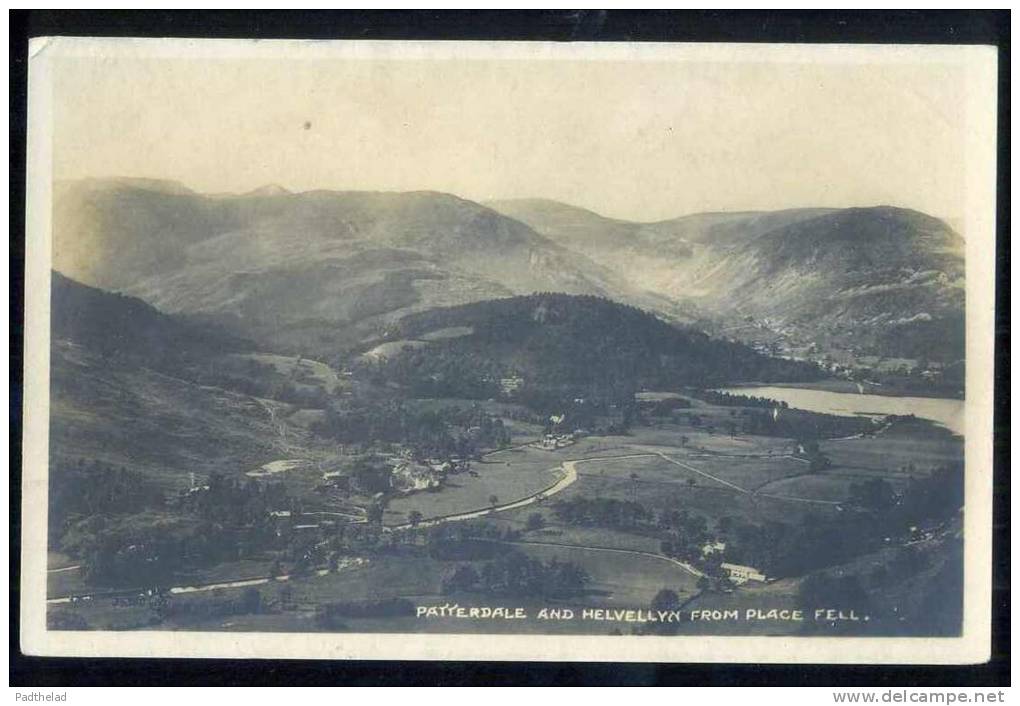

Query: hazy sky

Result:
[51,45,973,222]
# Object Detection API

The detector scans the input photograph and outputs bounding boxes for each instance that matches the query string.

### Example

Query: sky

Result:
[50,44,975,222]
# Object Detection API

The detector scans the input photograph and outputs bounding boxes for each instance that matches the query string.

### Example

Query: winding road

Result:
[47,559,368,606]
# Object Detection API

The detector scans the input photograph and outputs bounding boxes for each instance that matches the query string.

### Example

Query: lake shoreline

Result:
[725,379,964,401]
[714,384,964,437]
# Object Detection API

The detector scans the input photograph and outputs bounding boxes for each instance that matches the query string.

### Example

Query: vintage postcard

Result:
[20,37,998,663]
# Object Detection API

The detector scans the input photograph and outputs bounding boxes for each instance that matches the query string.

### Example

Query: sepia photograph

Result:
[18,35,998,664]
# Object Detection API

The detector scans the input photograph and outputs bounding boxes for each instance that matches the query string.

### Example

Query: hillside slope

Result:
[52,270,248,368]
[54,179,666,354]
[488,200,965,363]
[363,293,823,403]
[49,272,294,488]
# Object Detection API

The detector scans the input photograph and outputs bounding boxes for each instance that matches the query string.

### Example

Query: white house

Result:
[721,562,767,584]
[390,461,442,493]
[701,541,727,557]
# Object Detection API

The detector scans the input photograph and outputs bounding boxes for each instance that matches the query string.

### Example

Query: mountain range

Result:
[53,178,965,363]
[487,199,965,363]
[54,178,671,355]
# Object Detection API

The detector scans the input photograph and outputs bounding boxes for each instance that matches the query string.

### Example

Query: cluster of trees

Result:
[793,439,833,472]
[47,462,274,588]
[49,459,165,537]
[368,294,823,415]
[657,508,714,561]
[520,389,638,434]
[848,463,963,534]
[358,347,504,400]
[62,511,247,586]
[338,455,394,495]
[425,521,523,560]
[315,400,510,459]
[176,471,292,525]
[693,390,788,409]
[441,550,590,598]
[639,396,693,417]
[553,497,654,530]
[57,468,303,587]
[741,407,876,440]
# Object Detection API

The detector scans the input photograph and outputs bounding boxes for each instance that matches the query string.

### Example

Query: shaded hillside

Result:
[48,272,325,488]
[52,271,248,369]
[751,207,962,274]
[488,199,965,363]
[53,180,666,353]
[49,343,285,490]
[703,208,965,362]
[365,294,823,402]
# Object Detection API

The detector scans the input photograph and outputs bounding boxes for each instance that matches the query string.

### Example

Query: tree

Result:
[408,510,423,528]
[240,587,262,614]
[526,513,546,531]
[848,479,896,513]
[292,555,311,577]
[649,588,682,634]
[488,494,499,508]
[442,565,480,594]
[279,583,294,610]
[366,502,385,525]
[651,588,680,612]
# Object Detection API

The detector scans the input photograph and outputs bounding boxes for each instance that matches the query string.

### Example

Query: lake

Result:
[715,385,965,436]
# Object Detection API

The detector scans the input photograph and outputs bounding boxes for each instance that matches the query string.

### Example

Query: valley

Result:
[47,285,963,636]
[44,180,967,638]
[48,395,963,636]
[488,199,966,396]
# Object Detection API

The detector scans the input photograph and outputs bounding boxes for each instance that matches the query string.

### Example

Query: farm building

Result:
[721,562,767,584]
[390,461,442,493]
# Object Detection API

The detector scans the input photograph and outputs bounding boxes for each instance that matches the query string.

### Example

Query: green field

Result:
[509,541,700,605]
[383,447,562,525]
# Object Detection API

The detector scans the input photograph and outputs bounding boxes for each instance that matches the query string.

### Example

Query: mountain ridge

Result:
[486,198,965,364]
[54,178,671,355]
[53,178,966,363]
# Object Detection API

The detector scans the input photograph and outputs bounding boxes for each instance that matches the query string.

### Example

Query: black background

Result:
[8,9,1010,687]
